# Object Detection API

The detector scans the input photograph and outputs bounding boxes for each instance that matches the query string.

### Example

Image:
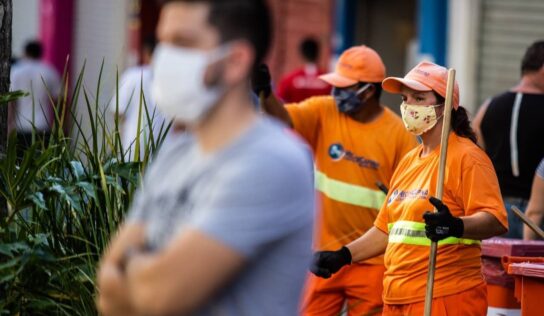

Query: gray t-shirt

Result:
[127,117,315,316]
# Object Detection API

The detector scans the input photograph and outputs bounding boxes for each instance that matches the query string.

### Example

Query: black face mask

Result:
[332,84,371,114]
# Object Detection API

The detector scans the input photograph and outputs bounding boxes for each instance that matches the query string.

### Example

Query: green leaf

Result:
[75,181,98,202]
[0,90,29,105]
[0,242,30,257]
[0,257,21,271]
[49,183,68,196]
[69,161,85,181]
[28,192,47,210]
[48,184,83,213]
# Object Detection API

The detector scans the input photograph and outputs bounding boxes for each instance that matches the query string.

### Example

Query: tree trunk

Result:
[0,0,12,217]
[0,0,11,152]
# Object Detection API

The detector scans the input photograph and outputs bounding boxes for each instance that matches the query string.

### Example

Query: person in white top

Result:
[112,37,173,161]
[9,40,61,145]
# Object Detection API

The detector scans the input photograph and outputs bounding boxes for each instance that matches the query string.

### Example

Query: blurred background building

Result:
[12,0,544,118]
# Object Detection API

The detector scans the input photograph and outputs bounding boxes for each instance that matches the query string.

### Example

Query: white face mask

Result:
[400,102,443,136]
[151,43,229,125]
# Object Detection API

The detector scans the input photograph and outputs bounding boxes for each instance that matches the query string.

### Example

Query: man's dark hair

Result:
[25,40,43,59]
[142,35,157,55]
[521,40,544,75]
[300,37,319,63]
[163,0,271,68]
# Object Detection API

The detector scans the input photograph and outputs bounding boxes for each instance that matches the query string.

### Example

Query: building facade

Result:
[12,0,544,121]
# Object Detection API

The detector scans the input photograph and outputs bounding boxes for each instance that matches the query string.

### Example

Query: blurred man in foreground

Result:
[96,1,315,315]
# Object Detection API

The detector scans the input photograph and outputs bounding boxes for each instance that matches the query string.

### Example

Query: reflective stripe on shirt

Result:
[387,220,480,246]
[315,170,386,209]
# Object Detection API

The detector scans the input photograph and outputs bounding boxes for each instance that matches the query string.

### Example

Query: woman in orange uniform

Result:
[311,61,508,315]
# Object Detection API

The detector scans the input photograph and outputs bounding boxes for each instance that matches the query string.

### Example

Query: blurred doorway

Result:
[353,0,417,112]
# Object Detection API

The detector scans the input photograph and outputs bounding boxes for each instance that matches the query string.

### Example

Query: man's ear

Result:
[222,41,255,86]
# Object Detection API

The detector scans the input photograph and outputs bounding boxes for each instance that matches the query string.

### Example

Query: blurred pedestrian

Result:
[524,157,544,240]
[255,45,417,316]
[9,40,61,147]
[473,40,544,239]
[96,1,315,315]
[111,36,171,160]
[277,37,331,103]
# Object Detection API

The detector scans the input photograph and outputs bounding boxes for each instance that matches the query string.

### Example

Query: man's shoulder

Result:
[10,62,30,79]
[11,61,58,84]
[294,95,335,109]
[285,95,334,116]
[248,118,312,164]
[149,134,194,167]
[488,91,516,107]
[27,61,58,76]
[212,119,311,188]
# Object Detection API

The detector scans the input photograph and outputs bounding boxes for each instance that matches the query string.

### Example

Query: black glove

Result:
[423,197,464,242]
[310,246,352,279]
[251,64,272,98]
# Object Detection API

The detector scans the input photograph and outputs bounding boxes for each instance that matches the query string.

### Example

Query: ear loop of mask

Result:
[355,83,372,97]
[345,84,372,107]
[434,103,445,121]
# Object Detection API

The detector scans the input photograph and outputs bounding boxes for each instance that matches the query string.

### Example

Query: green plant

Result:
[0,91,29,105]
[0,63,171,315]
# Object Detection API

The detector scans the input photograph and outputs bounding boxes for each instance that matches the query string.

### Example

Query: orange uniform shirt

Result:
[374,133,508,304]
[287,96,417,265]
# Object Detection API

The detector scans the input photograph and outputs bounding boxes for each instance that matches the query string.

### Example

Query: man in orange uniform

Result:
[255,46,417,315]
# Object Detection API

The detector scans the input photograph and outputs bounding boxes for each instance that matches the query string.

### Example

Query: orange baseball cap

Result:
[382,61,460,109]
[319,45,386,87]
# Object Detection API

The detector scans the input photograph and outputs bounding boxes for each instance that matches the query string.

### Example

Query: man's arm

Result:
[251,64,293,127]
[472,98,490,149]
[100,223,146,265]
[260,93,293,127]
[125,228,245,316]
[96,223,145,315]
[524,175,544,240]
[96,263,136,316]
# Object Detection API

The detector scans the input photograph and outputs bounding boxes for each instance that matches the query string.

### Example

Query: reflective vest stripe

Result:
[387,220,480,246]
[314,170,386,209]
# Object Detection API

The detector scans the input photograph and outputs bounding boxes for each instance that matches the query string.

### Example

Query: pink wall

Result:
[39,0,74,77]
[266,0,334,84]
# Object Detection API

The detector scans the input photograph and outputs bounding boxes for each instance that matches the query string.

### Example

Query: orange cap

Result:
[382,61,460,109]
[319,45,386,87]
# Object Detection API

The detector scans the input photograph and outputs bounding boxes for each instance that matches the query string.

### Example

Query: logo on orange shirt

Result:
[387,189,429,205]
[328,143,380,170]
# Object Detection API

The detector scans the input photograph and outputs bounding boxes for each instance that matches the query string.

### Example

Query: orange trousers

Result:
[300,263,385,316]
[382,283,487,316]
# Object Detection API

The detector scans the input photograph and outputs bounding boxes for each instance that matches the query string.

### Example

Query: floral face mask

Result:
[400,102,444,135]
